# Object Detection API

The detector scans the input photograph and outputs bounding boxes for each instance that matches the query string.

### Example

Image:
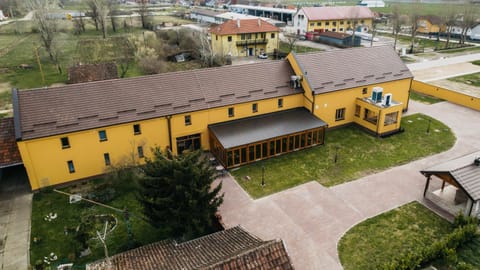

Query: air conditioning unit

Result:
[474,157,480,166]
[371,87,383,103]
[382,93,392,106]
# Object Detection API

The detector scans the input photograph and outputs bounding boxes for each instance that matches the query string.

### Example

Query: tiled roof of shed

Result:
[291,46,413,94]
[0,117,22,168]
[86,226,294,270]
[418,15,443,25]
[301,6,374,21]
[210,19,279,35]
[421,151,480,201]
[15,60,300,140]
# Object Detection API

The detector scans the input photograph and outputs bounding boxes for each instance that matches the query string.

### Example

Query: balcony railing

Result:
[236,39,268,46]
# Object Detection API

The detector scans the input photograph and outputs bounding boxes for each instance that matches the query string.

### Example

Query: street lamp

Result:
[334,146,339,163]
[261,166,265,187]
[426,119,432,134]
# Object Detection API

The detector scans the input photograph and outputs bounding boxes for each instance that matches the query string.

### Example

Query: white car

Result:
[258,53,268,59]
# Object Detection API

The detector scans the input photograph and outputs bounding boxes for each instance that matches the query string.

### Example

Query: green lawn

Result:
[231,113,455,198]
[472,60,480,66]
[438,46,480,54]
[448,72,480,88]
[279,41,322,54]
[410,90,445,104]
[30,177,169,269]
[338,202,453,270]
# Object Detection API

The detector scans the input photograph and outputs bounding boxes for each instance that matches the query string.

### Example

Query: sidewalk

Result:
[0,167,32,270]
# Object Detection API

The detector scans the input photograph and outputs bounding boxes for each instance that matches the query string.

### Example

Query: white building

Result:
[357,0,385,7]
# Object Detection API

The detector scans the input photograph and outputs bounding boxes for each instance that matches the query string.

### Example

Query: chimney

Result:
[258,18,261,27]
[237,18,240,28]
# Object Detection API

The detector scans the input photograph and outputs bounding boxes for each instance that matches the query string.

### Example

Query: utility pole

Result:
[34,45,46,86]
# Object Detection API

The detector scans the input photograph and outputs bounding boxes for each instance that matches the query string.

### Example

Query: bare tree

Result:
[112,36,135,78]
[107,0,118,33]
[25,0,62,73]
[407,0,422,53]
[391,5,402,51]
[93,0,109,39]
[138,0,150,30]
[442,4,458,49]
[284,34,298,52]
[459,0,477,45]
[73,13,86,35]
[86,0,100,31]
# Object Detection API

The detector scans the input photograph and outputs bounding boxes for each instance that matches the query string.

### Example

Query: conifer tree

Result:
[137,148,224,240]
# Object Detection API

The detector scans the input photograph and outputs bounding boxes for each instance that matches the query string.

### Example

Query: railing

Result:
[236,39,268,46]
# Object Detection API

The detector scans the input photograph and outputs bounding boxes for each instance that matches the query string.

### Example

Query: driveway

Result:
[218,100,480,270]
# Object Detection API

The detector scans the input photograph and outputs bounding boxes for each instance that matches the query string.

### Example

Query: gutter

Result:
[12,88,22,141]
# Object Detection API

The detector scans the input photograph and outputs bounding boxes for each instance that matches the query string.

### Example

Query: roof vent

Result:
[474,157,480,166]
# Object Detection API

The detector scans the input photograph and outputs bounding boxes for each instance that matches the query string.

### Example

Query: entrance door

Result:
[248,48,253,56]
[176,133,201,154]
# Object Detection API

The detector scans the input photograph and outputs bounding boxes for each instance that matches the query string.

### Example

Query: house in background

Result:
[228,4,296,25]
[9,46,412,190]
[189,8,225,24]
[421,151,480,219]
[293,6,374,35]
[210,18,280,57]
[86,226,295,270]
[416,15,445,35]
[357,0,385,7]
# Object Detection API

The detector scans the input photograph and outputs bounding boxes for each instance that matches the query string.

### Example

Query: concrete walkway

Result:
[0,167,32,270]
[218,100,480,269]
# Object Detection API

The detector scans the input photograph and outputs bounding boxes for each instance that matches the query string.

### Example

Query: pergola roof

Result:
[208,108,327,149]
[421,151,480,201]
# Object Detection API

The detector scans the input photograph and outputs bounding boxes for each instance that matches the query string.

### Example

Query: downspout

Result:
[406,77,413,112]
[166,115,173,152]
[311,90,316,114]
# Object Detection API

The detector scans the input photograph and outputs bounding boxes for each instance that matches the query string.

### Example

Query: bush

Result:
[383,215,478,270]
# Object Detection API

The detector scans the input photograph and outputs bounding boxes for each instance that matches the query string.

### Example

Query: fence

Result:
[411,80,480,111]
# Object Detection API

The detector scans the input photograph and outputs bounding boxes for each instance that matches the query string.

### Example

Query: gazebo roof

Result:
[421,151,480,201]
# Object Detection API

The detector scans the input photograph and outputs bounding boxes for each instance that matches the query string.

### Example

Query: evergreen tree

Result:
[137,148,224,240]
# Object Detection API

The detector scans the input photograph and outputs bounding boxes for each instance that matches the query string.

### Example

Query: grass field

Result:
[448,72,480,88]
[338,202,453,270]
[409,90,445,104]
[231,113,455,198]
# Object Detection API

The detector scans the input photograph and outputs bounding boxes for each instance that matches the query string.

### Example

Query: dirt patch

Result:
[0,82,11,94]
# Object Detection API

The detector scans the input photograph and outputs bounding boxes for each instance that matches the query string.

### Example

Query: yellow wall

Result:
[211,31,279,57]
[310,79,411,128]
[306,18,373,33]
[354,99,403,135]
[19,94,303,190]
[411,80,480,111]
[417,19,445,34]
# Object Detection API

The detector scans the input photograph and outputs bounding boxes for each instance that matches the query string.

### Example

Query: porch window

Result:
[362,87,368,94]
[384,112,399,126]
[364,108,378,124]
[335,108,345,121]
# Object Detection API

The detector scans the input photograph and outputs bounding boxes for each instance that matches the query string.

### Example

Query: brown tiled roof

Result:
[301,6,374,21]
[15,60,301,140]
[86,226,294,270]
[210,19,279,35]
[290,46,413,94]
[0,117,22,168]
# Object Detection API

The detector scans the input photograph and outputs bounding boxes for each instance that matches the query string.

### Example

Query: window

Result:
[185,115,191,126]
[317,22,321,26]
[355,105,361,117]
[60,137,70,149]
[278,98,283,108]
[340,28,344,32]
[227,36,232,42]
[104,153,111,166]
[362,87,368,94]
[252,103,258,113]
[332,29,336,32]
[333,21,337,26]
[246,33,251,39]
[137,146,144,158]
[67,160,75,173]
[215,35,218,41]
[310,23,314,26]
[347,21,351,25]
[326,21,330,26]
[98,130,107,141]
[335,108,345,121]
[241,34,245,40]
[261,33,265,39]
[361,20,364,24]
[228,107,234,117]
[340,20,344,25]
[271,33,275,39]
[133,124,141,135]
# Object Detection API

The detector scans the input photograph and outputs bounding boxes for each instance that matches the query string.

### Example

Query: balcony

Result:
[236,39,268,46]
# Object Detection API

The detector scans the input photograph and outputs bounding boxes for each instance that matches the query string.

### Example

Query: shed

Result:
[315,31,361,47]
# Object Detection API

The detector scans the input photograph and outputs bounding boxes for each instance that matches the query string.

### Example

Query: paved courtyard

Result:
[217,100,480,269]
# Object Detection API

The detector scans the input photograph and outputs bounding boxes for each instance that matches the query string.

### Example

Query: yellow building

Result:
[416,16,445,35]
[11,46,412,190]
[293,6,374,35]
[210,18,280,57]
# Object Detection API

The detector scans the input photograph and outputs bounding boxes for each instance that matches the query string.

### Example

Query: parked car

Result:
[258,53,268,59]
